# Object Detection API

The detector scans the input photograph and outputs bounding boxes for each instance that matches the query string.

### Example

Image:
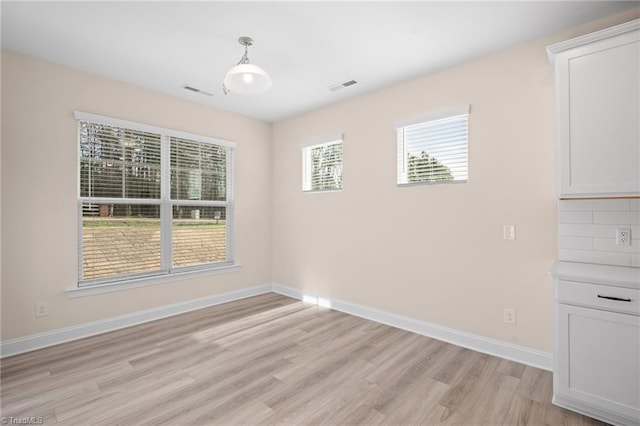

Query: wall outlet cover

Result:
[35,302,49,318]
[504,308,516,324]
[616,228,631,246]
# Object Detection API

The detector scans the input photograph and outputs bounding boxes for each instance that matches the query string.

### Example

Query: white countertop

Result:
[551,261,640,289]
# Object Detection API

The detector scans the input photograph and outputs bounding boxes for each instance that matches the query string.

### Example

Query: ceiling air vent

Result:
[182,84,200,93]
[182,84,214,96]
[328,79,358,92]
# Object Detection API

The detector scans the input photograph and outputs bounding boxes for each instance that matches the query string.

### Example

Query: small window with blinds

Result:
[302,135,343,192]
[396,105,469,186]
[76,111,235,286]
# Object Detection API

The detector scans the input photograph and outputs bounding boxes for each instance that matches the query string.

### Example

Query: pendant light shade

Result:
[223,37,272,95]
[223,63,272,94]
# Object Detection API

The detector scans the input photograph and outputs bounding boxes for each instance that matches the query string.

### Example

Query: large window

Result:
[76,112,234,286]
[302,135,343,192]
[396,105,469,185]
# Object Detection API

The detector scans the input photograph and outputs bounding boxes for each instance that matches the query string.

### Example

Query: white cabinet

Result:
[554,278,640,426]
[547,20,640,198]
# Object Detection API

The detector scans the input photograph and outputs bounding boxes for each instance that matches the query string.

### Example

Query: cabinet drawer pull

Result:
[597,295,632,302]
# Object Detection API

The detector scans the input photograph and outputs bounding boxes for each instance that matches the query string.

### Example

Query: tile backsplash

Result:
[558,199,640,267]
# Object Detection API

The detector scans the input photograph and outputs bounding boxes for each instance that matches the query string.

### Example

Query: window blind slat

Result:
[81,203,162,280]
[172,206,227,268]
[405,132,468,146]
[79,121,162,200]
[171,137,227,202]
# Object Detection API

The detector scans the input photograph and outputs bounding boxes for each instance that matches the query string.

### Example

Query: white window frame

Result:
[396,105,470,186]
[75,111,236,289]
[301,134,343,193]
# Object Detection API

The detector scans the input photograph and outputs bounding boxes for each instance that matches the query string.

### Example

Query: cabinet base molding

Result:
[553,394,640,426]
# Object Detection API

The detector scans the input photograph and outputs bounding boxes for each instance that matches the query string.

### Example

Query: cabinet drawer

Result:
[557,280,640,316]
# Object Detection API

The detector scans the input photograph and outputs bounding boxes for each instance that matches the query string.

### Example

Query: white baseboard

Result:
[273,283,553,371]
[553,395,636,426]
[271,284,305,300]
[1,284,272,358]
[2,283,553,371]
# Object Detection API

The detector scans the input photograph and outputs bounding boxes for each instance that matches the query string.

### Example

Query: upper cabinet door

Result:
[548,20,640,198]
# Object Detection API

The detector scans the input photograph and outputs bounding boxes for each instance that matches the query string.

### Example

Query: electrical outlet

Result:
[504,308,516,324]
[35,302,49,318]
[616,228,631,246]
[503,225,515,241]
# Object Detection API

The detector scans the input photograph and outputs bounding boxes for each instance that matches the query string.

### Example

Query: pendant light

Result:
[223,36,272,95]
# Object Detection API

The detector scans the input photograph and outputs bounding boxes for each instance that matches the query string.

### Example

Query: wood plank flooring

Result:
[1,293,606,425]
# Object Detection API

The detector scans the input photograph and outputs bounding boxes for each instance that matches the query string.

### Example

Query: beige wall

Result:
[1,51,272,340]
[271,11,639,353]
[1,10,637,349]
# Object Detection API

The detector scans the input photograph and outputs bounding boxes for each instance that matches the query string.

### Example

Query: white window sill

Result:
[302,189,343,194]
[66,263,242,298]
[397,179,467,187]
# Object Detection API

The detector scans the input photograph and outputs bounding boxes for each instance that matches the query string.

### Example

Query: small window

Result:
[302,135,343,192]
[396,105,469,185]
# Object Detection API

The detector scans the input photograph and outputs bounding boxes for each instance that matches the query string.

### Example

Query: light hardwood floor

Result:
[1,293,606,425]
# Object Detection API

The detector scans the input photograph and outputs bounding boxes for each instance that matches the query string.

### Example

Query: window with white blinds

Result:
[396,105,469,185]
[76,111,234,286]
[302,135,343,192]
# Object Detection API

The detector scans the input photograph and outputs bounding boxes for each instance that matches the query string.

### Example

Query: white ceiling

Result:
[2,1,636,122]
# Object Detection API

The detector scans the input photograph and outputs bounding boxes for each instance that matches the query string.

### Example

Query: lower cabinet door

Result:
[556,304,640,424]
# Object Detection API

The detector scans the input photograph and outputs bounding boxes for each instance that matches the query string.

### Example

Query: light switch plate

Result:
[503,225,515,241]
